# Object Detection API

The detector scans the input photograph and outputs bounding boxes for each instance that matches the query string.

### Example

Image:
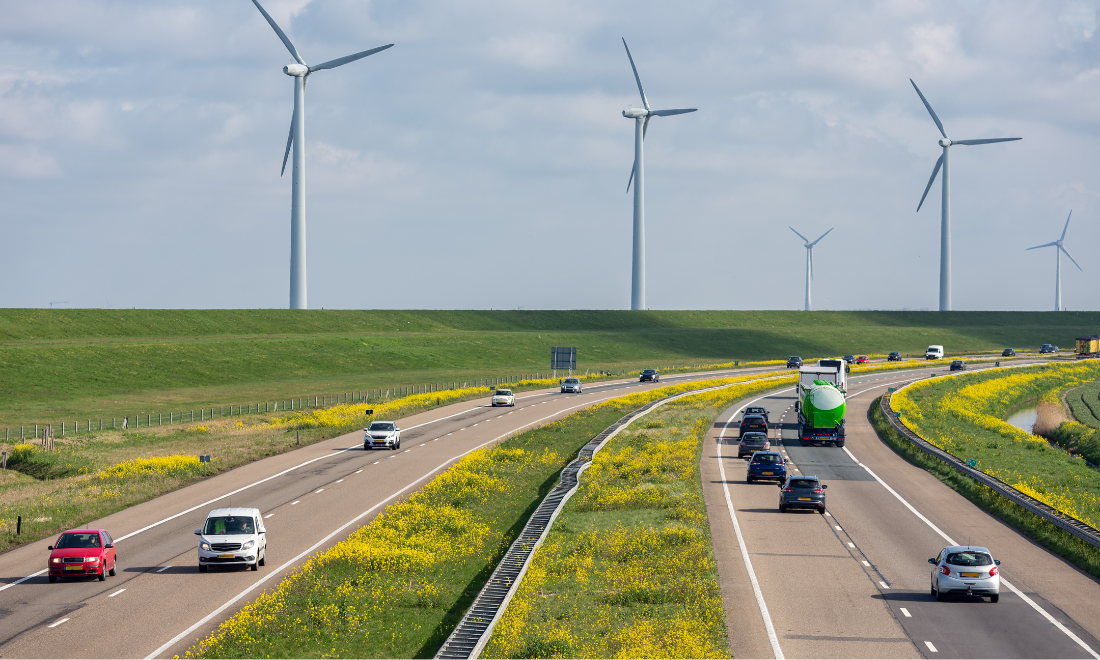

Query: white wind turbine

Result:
[1027,210,1082,312]
[789,227,832,311]
[911,79,1021,312]
[621,38,696,311]
[250,0,393,310]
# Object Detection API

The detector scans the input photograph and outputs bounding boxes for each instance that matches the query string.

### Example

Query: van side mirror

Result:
[194,529,202,535]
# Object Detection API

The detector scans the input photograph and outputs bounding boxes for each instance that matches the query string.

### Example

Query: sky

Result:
[2,0,1100,311]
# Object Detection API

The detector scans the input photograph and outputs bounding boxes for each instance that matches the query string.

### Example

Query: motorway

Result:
[703,363,1100,659]
[0,365,771,659]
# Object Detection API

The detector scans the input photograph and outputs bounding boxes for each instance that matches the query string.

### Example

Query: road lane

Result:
[703,363,1100,659]
[0,365,777,658]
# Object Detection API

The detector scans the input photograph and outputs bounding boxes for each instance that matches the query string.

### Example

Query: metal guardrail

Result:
[880,388,1100,550]
[435,374,792,660]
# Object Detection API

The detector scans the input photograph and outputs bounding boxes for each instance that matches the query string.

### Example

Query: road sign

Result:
[551,347,576,371]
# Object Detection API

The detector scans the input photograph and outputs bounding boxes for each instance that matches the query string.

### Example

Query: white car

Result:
[195,507,266,573]
[364,421,401,450]
[491,389,515,407]
[561,378,582,394]
[929,545,1000,602]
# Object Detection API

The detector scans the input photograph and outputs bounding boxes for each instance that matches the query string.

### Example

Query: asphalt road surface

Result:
[0,365,772,659]
[702,362,1100,659]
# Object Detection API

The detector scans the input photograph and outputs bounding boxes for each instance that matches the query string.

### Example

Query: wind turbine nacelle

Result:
[622,108,648,119]
[283,63,309,77]
[939,138,952,147]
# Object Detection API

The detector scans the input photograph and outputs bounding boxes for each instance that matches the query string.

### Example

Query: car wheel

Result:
[935,582,944,601]
[397,438,401,450]
[835,440,845,448]
[98,566,106,581]
[259,549,266,567]
[49,575,57,583]
[364,443,369,450]
[990,594,999,603]
[778,503,786,513]
[199,564,208,573]
[109,560,116,577]
[746,476,754,483]
[818,506,826,514]
[930,581,936,597]
[250,560,259,571]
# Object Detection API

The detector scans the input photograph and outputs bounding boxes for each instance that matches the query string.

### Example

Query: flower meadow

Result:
[188,372,793,658]
[892,361,1100,529]
[483,374,796,659]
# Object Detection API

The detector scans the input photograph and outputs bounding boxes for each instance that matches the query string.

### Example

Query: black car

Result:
[744,405,769,423]
[843,355,856,364]
[1002,348,1016,357]
[887,352,902,361]
[778,475,827,513]
[739,414,768,437]
[1039,344,1058,354]
[639,368,659,382]
[949,360,966,371]
[787,356,803,368]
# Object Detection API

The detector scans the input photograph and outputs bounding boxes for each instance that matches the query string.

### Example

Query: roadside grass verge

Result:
[892,361,1100,529]
[869,399,1100,580]
[482,375,796,659]
[185,373,789,659]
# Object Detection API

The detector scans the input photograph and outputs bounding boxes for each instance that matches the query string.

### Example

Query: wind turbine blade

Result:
[917,154,944,212]
[626,162,635,194]
[622,38,650,111]
[1061,210,1072,241]
[789,226,810,243]
[280,111,294,176]
[251,0,304,65]
[649,108,697,116]
[1026,242,1057,250]
[308,44,393,72]
[1060,245,1083,271]
[910,79,947,139]
[953,137,1022,146]
[809,227,834,247]
[642,115,650,139]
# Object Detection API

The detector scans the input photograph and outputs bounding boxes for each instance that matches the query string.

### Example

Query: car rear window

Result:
[204,516,256,536]
[754,454,782,464]
[946,551,992,566]
[55,532,102,548]
[742,433,767,441]
[789,479,818,489]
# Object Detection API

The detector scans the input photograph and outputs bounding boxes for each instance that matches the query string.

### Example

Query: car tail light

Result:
[813,488,824,493]
[940,565,950,576]
[989,566,998,577]
[784,488,794,492]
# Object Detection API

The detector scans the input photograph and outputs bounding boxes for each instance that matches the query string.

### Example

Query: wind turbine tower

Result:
[1027,211,1082,311]
[250,0,393,309]
[911,79,1021,311]
[789,227,832,311]
[621,39,696,310]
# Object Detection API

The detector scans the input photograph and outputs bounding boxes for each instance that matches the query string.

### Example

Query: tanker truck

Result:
[795,367,846,447]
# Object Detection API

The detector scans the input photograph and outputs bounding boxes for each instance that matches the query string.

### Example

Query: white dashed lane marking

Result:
[900,608,912,618]
[156,566,171,573]
[108,588,126,597]
[49,618,69,628]
[925,641,938,653]
[291,500,300,505]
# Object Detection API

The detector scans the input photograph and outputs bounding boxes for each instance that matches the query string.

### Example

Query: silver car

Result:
[929,545,1001,602]
[491,389,515,406]
[364,421,401,450]
[561,378,582,394]
[737,431,770,458]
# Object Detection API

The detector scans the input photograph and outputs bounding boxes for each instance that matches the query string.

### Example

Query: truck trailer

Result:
[796,366,847,447]
[1077,335,1100,359]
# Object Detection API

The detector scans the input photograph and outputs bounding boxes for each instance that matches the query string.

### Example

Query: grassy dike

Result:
[869,400,1100,580]
[1,309,1095,428]
[482,376,795,659]
[186,374,789,659]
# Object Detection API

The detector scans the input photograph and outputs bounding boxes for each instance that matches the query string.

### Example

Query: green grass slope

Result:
[0,309,1096,427]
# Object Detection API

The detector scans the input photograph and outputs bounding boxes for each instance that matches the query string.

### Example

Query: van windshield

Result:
[203,516,255,536]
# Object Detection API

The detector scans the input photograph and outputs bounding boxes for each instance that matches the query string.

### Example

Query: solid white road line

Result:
[0,570,46,593]
[844,446,1100,659]
[48,618,69,628]
[108,589,126,597]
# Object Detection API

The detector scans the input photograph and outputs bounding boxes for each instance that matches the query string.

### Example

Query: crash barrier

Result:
[880,389,1100,550]
[434,373,792,659]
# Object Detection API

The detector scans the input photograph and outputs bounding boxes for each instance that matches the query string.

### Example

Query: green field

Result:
[1,309,1096,428]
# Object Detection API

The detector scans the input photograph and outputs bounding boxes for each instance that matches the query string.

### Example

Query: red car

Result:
[48,528,117,582]
[855,356,870,365]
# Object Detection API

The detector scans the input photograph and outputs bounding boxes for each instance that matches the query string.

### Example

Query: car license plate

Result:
[64,565,82,571]
[798,497,811,501]
[960,572,979,578]
[763,472,773,475]
[219,554,235,559]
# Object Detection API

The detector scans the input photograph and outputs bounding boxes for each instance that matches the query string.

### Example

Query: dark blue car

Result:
[746,451,787,483]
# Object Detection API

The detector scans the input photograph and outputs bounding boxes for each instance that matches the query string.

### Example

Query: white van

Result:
[195,507,267,572]
[926,345,944,360]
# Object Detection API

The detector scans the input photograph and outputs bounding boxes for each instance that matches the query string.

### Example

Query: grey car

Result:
[737,431,770,458]
[561,378,582,394]
[929,546,1001,602]
[778,475,827,513]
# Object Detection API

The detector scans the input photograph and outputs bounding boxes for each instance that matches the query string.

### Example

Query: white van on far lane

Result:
[926,345,944,360]
[195,507,267,573]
